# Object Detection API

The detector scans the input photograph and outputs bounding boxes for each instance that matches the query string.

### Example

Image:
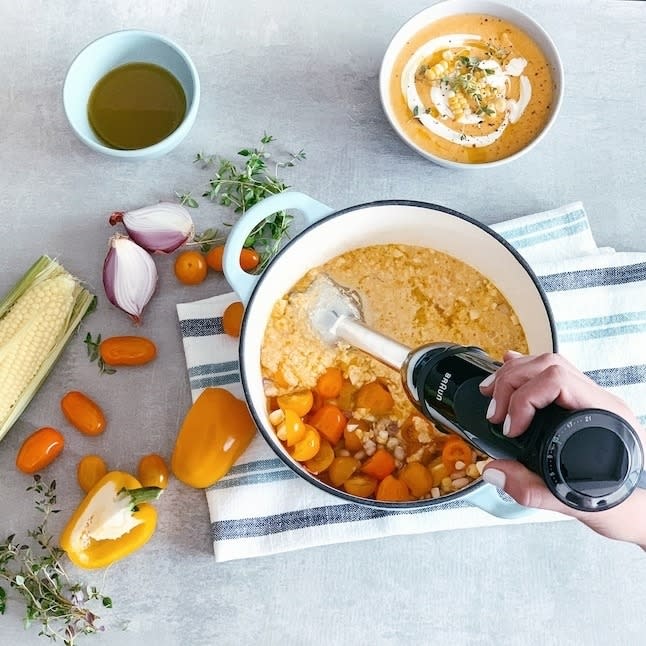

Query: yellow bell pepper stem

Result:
[60,471,162,570]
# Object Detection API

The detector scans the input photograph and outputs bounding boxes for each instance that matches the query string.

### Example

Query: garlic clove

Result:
[103,235,158,324]
[109,202,195,254]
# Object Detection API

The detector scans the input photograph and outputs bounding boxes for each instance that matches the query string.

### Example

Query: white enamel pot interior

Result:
[223,192,557,517]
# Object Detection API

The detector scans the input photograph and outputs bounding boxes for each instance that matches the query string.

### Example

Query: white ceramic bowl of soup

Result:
[63,29,200,159]
[222,191,558,519]
[379,0,564,168]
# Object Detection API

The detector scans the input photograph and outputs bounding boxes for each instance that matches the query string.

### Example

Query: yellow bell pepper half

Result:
[60,471,162,569]
[171,387,256,489]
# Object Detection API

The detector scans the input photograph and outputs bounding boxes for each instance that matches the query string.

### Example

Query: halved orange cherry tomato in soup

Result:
[400,462,433,497]
[328,456,360,487]
[289,425,321,462]
[343,474,378,498]
[61,391,106,436]
[283,408,307,447]
[304,439,335,474]
[277,390,313,417]
[16,427,64,474]
[354,380,394,415]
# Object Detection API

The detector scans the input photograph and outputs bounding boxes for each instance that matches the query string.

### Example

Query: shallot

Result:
[103,235,158,324]
[109,202,194,254]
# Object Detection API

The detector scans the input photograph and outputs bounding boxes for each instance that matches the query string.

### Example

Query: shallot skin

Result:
[103,235,158,324]
[109,201,195,254]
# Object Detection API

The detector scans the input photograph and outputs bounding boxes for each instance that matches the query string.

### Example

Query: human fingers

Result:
[479,353,623,431]
[483,460,646,546]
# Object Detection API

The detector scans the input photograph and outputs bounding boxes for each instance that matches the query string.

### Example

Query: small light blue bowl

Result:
[63,29,200,160]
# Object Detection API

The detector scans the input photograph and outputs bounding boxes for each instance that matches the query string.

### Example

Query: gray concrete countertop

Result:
[1,1,645,644]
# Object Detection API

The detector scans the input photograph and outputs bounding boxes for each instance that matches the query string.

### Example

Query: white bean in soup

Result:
[389,14,554,164]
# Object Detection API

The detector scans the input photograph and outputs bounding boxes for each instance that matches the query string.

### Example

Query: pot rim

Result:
[239,199,558,509]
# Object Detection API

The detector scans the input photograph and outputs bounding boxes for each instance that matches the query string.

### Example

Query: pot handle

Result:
[223,191,333,304]
[467,483,533,519]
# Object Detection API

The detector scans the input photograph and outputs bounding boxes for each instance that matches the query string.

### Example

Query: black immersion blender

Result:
[307,275,646,512]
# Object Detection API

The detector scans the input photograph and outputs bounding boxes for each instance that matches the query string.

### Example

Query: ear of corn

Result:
[0,255,95,442]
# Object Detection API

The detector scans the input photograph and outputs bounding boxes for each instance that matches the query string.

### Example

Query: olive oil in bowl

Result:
[88,62,187,150]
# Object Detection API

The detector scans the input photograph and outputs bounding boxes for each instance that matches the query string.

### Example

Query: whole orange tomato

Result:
[16,427,65,474]
[61,391,106,436]
[77,455,108,492]
[174,250,208,285]
[99,335,157,366]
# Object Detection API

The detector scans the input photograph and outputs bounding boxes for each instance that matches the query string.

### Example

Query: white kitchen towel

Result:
[176,202,646,562]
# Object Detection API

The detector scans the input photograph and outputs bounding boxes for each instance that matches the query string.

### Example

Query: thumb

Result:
[482,460,575,516]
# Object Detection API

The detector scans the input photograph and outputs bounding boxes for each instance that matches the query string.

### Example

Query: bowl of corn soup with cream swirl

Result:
[379,0,563,167]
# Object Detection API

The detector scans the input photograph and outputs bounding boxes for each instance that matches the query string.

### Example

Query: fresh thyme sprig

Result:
[180,133,306,271]
[83,333,115,375]
[0,476,112,645]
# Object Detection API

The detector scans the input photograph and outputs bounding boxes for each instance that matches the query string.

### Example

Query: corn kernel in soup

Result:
[389,14,555,163]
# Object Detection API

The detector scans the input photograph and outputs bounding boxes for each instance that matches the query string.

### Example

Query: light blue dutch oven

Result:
[222,192,557,519]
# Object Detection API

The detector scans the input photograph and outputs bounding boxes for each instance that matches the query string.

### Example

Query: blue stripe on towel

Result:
[190,373,241,389]
[227,458,286,475]
[558,323,646,343]
[498,208,586,242]
[507,220,590,250]
[189,360,240,377]
[539,262,646,292]
[557,312,646,331]
[585,364,646,388]
[180,317,223,337]
[211,500,471,541]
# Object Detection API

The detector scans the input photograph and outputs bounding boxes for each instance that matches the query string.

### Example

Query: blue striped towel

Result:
[176,202,646,562]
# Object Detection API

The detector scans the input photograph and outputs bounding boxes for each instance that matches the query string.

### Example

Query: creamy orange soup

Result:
[389,14,555,163]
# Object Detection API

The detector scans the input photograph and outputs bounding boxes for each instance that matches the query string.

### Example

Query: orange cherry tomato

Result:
[99,335,157,366]
[61,391,106,436]
[376,475,412,502]
[283,408,307,447]
[16,427,64,474]
[315,367,344,399]
[304,438,335,475]
[174,250,208,285]
[355,380,395,415]
[441,436,473,472]
[239,248,260,272]
[328,456,360,487]
[277,390,314,417]
[289,425,321,462]
[343,421,366,453]
[343,473,378,498]
[138,453,170,489]
[205,245,225,271]
[206,246,260,273]
[222,301,244,337]
[308,403,347,445]
[400,462,433,497]
[360,448,395,481]
[77,455,108,492]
